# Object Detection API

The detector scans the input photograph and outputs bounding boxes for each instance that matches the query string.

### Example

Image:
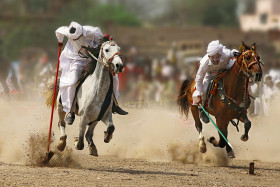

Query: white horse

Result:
[56,39,124,156]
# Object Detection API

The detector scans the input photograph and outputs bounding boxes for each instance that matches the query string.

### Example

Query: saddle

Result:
[205,69,227,108]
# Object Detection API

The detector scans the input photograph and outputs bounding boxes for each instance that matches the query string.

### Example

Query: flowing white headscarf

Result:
[207,40,223,56]
[68,21,84,40]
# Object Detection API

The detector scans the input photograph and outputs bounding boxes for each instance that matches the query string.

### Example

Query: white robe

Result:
[55,25,119,113]
[193,47,236,103]
[113,74,120,100]
[269,69,280,82]
[262,84,275,116]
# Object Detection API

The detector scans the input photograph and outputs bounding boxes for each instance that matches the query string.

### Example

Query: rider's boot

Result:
[65,112,75,125]
[112,102,128,115]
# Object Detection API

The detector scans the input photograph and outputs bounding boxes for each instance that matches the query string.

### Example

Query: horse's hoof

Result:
[207,136,215,143]
[89,145,98,156]
[199,144,207,153]
[57,136,67,152]
[227,150,235,158]
[199,135,207,153]
[241,134,249,142]
[74,137,84,150]
[104,131,113,143]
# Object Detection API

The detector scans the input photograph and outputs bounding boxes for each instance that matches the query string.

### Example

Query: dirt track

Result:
[1,156,280,186]
[0,99,280,186]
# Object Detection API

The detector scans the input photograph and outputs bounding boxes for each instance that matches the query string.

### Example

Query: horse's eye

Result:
[246,56,251,60]
[105,49,109,52]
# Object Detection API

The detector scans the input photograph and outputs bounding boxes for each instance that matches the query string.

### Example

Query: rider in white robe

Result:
[55,21,127,125]
[192,40,237,123]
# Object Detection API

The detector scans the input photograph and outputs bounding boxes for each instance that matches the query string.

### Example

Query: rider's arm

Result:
[55,26,69,43]
[230,49,239,58]
[225,58,236,69]
[223,48,239,69]
[195,56,209,95]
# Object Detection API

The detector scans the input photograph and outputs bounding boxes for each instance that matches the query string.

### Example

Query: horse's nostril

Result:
[116,64,120,69]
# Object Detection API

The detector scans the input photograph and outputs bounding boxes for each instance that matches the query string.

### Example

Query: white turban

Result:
[207,40,223,56]
[68,21,84,40]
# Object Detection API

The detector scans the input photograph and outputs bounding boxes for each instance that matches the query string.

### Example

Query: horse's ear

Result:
[239,41,249,52]
[251,43,256,51]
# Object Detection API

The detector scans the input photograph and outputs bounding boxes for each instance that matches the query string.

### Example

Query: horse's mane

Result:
[84,36,113,75]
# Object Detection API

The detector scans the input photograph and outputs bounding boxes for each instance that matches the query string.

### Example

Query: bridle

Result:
[221,49,263,119]
[218,50,262,124]
[233,49,262,80]
[86,41,122,75]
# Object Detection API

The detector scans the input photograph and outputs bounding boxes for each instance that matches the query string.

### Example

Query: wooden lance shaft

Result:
[47,43,62,152]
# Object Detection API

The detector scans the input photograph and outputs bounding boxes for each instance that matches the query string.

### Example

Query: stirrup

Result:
[199,109,209,123]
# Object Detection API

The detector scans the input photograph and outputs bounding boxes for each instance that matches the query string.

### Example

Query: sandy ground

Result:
[0,98,280,186]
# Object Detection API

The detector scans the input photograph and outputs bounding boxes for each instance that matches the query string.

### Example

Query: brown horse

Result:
[177,42,263,158]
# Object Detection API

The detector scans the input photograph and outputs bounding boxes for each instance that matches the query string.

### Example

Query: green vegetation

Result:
[162,0,237,27]
[0,0,238,59]
[0,0,140,59]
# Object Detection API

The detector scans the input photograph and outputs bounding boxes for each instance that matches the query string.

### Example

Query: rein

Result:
[224,53,253,111]
[86,41,122,76]
[233,50,261,80]
[215,76,249,130]
[213,53,255,125]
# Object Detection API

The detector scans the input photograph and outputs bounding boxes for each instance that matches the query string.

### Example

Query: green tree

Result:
[88,4,141,26]
[1,0,141,59]
[161,0,238,27]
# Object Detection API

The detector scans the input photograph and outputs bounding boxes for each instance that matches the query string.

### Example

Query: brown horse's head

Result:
[237,42,263,82]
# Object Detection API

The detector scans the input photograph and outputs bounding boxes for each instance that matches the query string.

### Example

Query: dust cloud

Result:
[234,98,280,162]
[97,107,230,166]
[0,99,80,167]
[0,97,279,167]
[25,132,81,168]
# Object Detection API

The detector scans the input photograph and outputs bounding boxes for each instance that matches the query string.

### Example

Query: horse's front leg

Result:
[190,105,206,153]
[85,121,98,156]
[240,114,251,142]
[207,118,235,158]
[57,101,67,152]
[102,111,115,143]
[74,117,88,150]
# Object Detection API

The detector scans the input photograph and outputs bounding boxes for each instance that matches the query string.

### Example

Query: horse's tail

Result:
[177,79,191,117]
[44,78,60,108]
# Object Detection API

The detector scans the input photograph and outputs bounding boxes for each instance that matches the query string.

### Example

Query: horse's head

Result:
[237,42,263,82]
[100,40,124,74]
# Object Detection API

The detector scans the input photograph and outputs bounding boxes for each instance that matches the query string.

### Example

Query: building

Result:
[240,0,280,32]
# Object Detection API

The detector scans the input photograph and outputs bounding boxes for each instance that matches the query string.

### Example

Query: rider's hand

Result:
[196,96,202,105]
[58,42,63,46]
